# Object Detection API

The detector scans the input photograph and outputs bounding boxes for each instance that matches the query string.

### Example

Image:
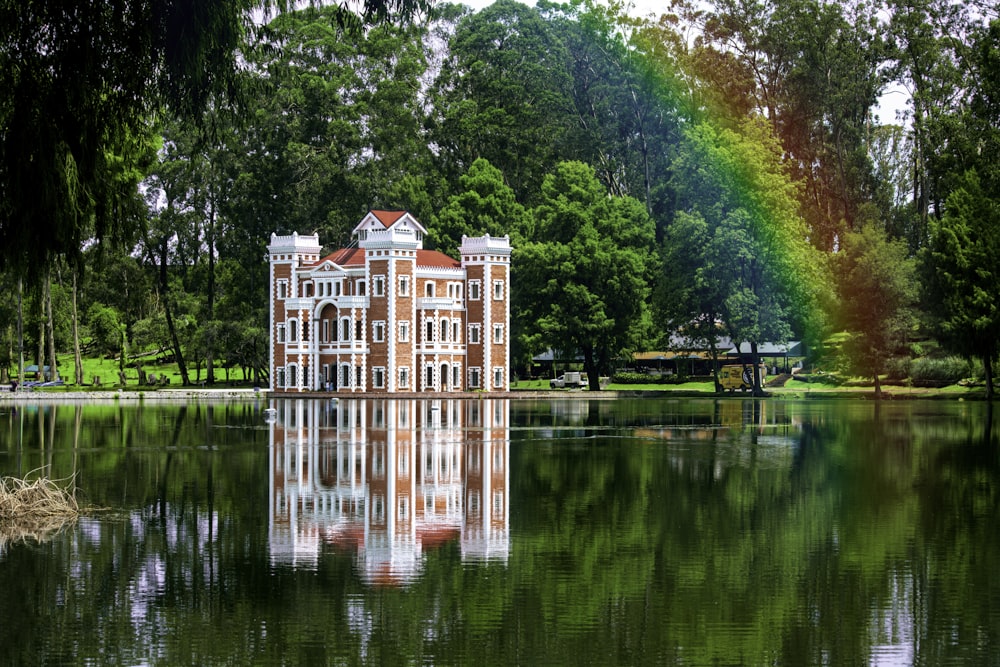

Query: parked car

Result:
[550,372,588,389]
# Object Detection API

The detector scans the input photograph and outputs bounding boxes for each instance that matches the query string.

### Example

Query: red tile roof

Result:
[322,247,364,266]
[417,249,460,268]
[370,210,408,227]
[314,247,459,269]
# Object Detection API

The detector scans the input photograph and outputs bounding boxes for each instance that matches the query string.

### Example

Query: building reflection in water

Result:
[268,398,510,584]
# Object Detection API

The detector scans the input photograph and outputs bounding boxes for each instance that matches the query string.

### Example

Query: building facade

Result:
[268,210,511,393]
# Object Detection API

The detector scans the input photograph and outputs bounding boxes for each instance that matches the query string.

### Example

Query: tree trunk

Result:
[750,341,765,396]
[984,350,994,401]
[45,269,58,382]
[583,345,600,391]
[206,198,216,385]
[160,236,191,386]
[37,283,45,379]
[17,278,24,387]
[72,272,83,385]
[874,372,882,399]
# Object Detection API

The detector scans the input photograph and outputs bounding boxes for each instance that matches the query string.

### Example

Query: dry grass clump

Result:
[0,475,79,548]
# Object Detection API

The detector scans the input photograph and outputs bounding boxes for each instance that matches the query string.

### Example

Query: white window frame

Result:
[277,324,287,344]
[277,280,288,299]
[468,324,481,345]
[399,320,410,343]
[288,318,299,343]
[373,320,386,343]
[398,275,410,297]
[493,323,504,344]
[372,366,386,389]
[493,280,504,300]
[398,366,410,389]
[373,275,385,297]
[468,280,481,300]
[493,366,504,388]
[469,367,482,389]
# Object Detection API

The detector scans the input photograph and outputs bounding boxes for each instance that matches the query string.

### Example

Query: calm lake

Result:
[0,396,997,666]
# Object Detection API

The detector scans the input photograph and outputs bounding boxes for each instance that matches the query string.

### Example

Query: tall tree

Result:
[922,172,1000,399]
[670,118,825,393]
[426,0,576,205]
[0,0,430,279]
[430,157,530,254]
[517,161,655,389]
[836,224,917,398]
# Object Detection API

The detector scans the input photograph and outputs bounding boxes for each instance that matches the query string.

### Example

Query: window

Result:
[289,319,299,343]
[321,319,330,343]
[277,281,288,299]
[493,323,504,344]
[340,364,351,388]
[341,318,351,341]
[452,365,461,389]
[426,365,435,388]
[373,367,386,388]
[330,318,338,341]
[335,281,343,297]
[358,280,367,296]
[373,321,386,343]
[398,367,410,389]
[276,367,285,388]
[440,319,449,342]
[493,367,504,388]
[398,275,410,297]
[399,320,410,343]
[373,275,385,297]
[425,282,435,298]
[277,324,286,343]
[425,320,435,342]
[355,320,362,340]
[493,280,504,300]
[356,366,363,387]
[469,367,481,389]
[468,324,481,344]
[452,320,461,343]
[468,281,480,300]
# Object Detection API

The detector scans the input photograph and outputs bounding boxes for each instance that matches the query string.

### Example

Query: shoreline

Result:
[0,385,991,402]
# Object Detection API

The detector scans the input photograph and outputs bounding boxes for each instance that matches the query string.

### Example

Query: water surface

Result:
[0,397,997,665]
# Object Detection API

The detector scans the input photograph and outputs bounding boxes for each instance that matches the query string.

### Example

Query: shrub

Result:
[909,357,971,386]
[612,372,677,385]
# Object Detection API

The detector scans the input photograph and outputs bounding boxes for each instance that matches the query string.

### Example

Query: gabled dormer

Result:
[353,210,426,250]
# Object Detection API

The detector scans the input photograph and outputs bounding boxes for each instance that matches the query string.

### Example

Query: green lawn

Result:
[14,352,246,390]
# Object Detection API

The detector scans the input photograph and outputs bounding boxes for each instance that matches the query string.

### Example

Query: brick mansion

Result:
[268,210,511,393]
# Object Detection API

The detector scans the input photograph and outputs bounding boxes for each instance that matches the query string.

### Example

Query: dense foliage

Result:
[1,0,998,392]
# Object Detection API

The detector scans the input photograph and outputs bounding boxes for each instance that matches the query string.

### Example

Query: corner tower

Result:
[460,234,512,392]
[268,232,322,391]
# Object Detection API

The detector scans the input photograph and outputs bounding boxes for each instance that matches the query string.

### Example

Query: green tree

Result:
[430,158,530,254]
[836,224,917,397]
[922,172,1000,399]
[671,119,825,394]
[427,0,576,204]
[518,161,655,389]
[0,0,430,278]
[655,210,729,389]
